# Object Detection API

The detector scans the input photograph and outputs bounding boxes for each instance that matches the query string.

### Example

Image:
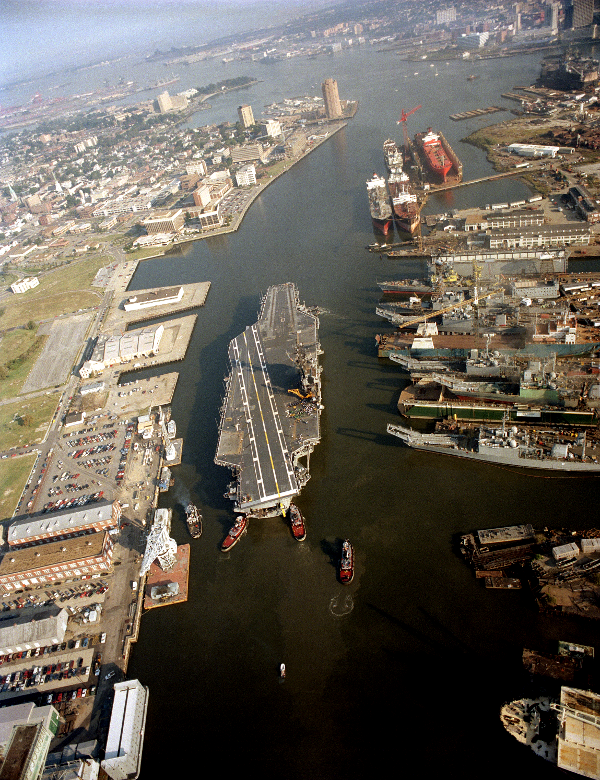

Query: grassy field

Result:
[0,330,48,402]
[0,394,60,450]
[125,246,168,261]
[0,255,109,330]
[0,452,37,522]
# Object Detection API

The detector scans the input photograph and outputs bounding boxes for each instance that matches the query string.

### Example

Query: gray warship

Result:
[215,283,323,518]
[387,418,600,474]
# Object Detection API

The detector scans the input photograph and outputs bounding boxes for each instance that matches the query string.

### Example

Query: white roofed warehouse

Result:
[7,500,121,548]
[0,606,68,654]
[101,680,149,780]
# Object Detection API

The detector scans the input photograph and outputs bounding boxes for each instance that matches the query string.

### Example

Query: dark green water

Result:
[124,48,598,779]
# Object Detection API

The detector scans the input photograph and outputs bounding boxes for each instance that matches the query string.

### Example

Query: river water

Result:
[112,47,600,779]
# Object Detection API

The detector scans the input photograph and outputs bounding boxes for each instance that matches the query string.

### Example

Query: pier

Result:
[450,106,504,121]
[419,168,535,194]
[102,281,210,333]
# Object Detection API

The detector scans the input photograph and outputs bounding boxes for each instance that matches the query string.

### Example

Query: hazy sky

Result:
[1,0,341,85]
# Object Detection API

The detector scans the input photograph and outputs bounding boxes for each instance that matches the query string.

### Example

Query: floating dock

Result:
[215,283,322,518]
[143,543,190,611]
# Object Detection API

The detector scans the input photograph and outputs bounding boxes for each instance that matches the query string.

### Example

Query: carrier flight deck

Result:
[215,283,322,518]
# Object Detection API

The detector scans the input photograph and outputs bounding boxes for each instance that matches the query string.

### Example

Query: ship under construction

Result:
[215,283,323,518]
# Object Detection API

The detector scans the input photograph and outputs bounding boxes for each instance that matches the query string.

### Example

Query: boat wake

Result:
[329,593,354,617]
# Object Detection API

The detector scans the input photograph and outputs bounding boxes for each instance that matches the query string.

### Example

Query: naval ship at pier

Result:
[215,283,323,519]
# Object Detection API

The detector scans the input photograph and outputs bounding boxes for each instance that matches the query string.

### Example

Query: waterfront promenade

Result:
[131,120,348,261]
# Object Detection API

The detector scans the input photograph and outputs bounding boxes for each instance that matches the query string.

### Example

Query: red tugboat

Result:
[288,503,306,541]
[339,539,354,584]
[221,515,247,551]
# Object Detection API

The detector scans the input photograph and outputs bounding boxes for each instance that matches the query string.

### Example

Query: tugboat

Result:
[221,515,248,552]
[185,503,202,539]
[288,503,306,541]
[339,539,354,584]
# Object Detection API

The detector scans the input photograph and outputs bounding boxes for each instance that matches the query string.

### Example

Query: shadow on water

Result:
[320,537,343,571]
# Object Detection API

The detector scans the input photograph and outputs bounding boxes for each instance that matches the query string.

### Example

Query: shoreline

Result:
[133,120,349,260]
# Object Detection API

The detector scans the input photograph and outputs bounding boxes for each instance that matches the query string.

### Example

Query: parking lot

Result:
[0,579,111,704]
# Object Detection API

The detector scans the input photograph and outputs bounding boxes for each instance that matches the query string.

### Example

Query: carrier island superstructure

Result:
[215,283,322,518]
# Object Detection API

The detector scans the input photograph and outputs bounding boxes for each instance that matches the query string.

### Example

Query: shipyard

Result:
[6,0,600,777]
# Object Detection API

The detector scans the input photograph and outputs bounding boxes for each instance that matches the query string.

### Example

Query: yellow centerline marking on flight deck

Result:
[246,333,282,500]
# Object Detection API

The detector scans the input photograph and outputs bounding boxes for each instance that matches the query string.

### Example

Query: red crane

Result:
[397,104,421,148]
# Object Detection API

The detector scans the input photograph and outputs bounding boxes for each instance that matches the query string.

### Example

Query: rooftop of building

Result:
[0,532,109,576]
[7,501,116,545]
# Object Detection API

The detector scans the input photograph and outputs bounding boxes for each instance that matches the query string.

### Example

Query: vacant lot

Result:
[0,330,48,402]
[0,452,37,522]
[21,314,92,394]
[0,256,109,330]
[0,394,60,449]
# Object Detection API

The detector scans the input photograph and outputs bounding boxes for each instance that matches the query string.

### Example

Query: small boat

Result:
[279,663,286,679]
[339,539,354,584]
[288,503,306,541]
[185,503,202,539]
[221,515,247,552]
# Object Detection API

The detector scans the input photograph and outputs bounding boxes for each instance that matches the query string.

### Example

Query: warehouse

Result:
[0,532,114,593]
[7,500,121,548]
[0,606,68,654]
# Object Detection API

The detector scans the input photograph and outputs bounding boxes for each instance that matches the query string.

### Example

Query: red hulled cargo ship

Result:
[387,170,420,234]
[383,138,404,172]
[414,128,462,184]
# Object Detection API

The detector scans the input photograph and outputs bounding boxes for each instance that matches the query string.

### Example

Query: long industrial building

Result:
[0,532,114,593]
[7,500,121,548]
[0,606,68,654]
[101,680,149,780]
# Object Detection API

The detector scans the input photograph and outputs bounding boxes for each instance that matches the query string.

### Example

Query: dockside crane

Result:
[395,289,498,330]
[397,105,421,152]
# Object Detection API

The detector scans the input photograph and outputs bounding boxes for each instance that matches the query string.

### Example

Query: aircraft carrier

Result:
[215,283,323,518]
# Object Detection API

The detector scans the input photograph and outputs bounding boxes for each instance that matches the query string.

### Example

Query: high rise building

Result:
[571,0,593,27]
[237,104,255,128]
[321,78,343,120]
[436,6,456,25]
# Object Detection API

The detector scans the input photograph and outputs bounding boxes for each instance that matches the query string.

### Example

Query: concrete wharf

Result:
[215,283,322,518]
[501,92,528,103]
[105,372,179,416]
[101,281,210,334]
